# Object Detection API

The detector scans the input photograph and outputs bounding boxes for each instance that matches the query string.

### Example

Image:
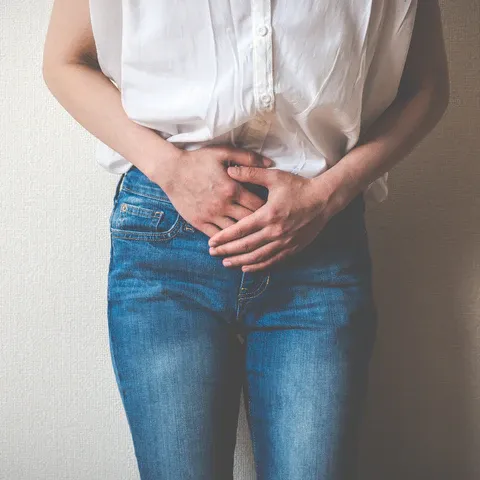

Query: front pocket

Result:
[118,202,165,229]
[110,190,184,241]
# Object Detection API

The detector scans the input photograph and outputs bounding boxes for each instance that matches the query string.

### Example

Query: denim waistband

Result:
[119,164,363,214]
[120,164,271,203]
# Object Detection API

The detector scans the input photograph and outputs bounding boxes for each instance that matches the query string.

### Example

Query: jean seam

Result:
[122,185,172,204]
[110,225,184,241]
[235,271,246,320]
[110,210,185,241]
[237,273,270,300]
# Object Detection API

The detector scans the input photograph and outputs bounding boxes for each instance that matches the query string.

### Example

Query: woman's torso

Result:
[90,0,418,203]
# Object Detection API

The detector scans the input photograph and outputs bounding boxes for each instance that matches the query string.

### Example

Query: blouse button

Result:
[260,93,272,106]
[256,25,268,37]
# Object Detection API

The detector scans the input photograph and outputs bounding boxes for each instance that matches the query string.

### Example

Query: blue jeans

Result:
[107,165,377,480]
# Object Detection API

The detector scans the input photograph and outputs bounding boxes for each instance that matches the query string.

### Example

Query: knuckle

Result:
[216,197,228,209]
[282,235,294,246]
[213,145,228,156]
[272,224,286,238]
[205,203,221,218]
[263,225,277,238]
[243,165,256,178]
[270,206,282,218]
[248,253,261,263]
[246,151,257,165]
[269,169,279,181]
[264,208,278,223]
[220,183,236,199]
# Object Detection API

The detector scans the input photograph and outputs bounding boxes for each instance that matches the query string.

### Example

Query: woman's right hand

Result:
[151,145,274,238]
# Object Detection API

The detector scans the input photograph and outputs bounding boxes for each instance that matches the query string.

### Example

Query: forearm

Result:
[318,77,450,212]
[42,62,182,186]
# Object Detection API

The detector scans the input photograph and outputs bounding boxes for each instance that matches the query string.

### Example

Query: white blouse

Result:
[89,0,417,203]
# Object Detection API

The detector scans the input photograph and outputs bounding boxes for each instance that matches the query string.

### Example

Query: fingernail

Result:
[223,260,232,266]
[263,158,273,167]
[209,240,217,247]
[227,166,239,174]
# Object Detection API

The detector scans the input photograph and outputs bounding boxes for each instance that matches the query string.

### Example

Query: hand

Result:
[207,165,342,272]
[150,145,273,238]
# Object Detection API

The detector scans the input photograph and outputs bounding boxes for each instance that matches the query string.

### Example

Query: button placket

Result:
[251,0,274,114]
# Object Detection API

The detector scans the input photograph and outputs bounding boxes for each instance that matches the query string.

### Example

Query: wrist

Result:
[142,142,185,193]
[311,165,365,219]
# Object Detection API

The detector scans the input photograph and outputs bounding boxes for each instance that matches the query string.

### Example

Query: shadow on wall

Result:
[357,1,480,476]
[358,119,480,479]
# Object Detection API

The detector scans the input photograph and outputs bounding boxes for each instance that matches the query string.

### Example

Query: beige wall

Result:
[359,2,480,479]
[0,1,478,479]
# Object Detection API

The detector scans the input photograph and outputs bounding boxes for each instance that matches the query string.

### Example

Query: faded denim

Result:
[107,164,377,480]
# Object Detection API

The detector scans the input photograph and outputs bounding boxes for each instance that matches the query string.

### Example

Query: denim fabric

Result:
[107,165,377,480]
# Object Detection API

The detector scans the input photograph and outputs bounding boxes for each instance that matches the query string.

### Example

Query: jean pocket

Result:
[110,188,184,241]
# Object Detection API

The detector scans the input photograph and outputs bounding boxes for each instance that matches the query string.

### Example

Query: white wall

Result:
[0,1,478,479]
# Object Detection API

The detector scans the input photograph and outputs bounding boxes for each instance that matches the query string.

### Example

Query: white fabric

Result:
[89,0,418,203]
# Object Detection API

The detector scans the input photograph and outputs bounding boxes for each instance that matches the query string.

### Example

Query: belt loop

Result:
[119,172,126,192]
[113,172,126,205]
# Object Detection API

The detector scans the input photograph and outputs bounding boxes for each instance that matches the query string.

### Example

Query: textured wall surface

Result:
[0,1,478,479]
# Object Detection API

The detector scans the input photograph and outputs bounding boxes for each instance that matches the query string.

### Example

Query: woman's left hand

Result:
[207,165,346,272]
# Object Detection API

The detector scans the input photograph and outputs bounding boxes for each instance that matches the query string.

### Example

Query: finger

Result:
[236,187,267,211]
[209,228,270,257]
[208,206,268,247]
[227,165,274,187]
[200,223,222,238]
[242,248,293,272]
[222,240,284,267]
[226,148,273,168]
[212,216,237,230]
[225,203,255,221]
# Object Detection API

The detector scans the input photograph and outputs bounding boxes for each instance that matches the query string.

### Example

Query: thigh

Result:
[242,194,378,480]
[107,166,244,480]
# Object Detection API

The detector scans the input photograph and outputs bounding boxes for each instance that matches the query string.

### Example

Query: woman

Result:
[43,1,449,478]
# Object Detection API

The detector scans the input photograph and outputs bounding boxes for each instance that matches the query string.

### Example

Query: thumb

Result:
[227,165,273,187]
[227,149,273,168]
